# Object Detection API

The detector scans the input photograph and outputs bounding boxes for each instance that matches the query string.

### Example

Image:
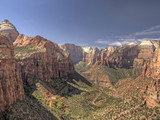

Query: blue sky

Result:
[1,0,160,47]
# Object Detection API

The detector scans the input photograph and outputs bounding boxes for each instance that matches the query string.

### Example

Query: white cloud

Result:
[137,38,160,42]
[95,39,122,46]
[115,35,137,44]
[110,42,122,46]
[95,39,109,44]
[115,25,160,44]
[135,31,160,36]
[95,25,160,47]
[131,25,160,36]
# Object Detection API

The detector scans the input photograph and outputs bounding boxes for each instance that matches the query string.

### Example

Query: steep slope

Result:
[0,20,19,42]
[60,44,83,64]
[0,35,24,111]
[0,19,159,119]
[143,41,160,78]
[104,40,157,69]
[81,63,141,86]
[142,41,160,108]
[14,34,74,85]
[145,79,160,108]
[75,61,92,73]
[63,40,158,69]
[111,41,160,109]
[82,47,102,64]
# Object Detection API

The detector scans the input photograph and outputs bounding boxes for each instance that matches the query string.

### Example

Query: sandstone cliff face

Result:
[104,41,157,69]
[104,45,139,68]
[62,40,157,69]
[141,41,160,108]
[138,40,155,59]
[0,35,24,111]
[0,20,19,42]
[60,44,83,64]
[14,35,74,85]
[145,79,160,108]
[82,47,102,65]
[143,41,160,78]
[61,44,110,65]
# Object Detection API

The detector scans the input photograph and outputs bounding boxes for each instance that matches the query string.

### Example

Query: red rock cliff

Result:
[14,35,74,85]
[62,41,157,69]
[104,41,156,69]
[143,41,160,78]
[144,79,160,108]
[142,40,160,108]
[0,35,24,111]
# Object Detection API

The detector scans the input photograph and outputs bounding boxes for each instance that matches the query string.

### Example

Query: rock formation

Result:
[145,79,160,108]
[143,40,160,78]
[82,47,102,64]
[138,40,155,59]
[0,35,24,111]
[60,44,83,64]
[104,40,158,68]
[0,20,19,42]
[142,40,160,108]
[104,45,139,68]
[61,44,109,65]
[14,34,74,85]
[62,40,157,69]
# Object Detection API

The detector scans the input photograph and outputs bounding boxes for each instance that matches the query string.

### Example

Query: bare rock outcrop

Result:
[104,45,139,68]
[60,44,83,64]
[0,20,19,42]
[14,34,74,85]
[142,40,160,108]
[138,40,155,59]
[61,44,111,65]
[0,35,24,111]
[104,40,157,68]
[82,47,102,64]
[143,41,160,78]
[145,79,160,108]
[62,40,157,69]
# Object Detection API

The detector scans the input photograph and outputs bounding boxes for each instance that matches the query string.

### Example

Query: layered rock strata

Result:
[62,40,158,69]
[142,41,160,108]
[14,35,74,85]
[0,35,24,111]
[145,79,160,108]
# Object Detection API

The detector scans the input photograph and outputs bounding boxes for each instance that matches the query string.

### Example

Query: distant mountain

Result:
[60,44,83,64]
[62,40,159,69]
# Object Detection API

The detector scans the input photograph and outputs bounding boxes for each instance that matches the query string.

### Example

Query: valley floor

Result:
[1,64,160,120]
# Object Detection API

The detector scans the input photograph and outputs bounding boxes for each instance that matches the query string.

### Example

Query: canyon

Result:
[64,41,158,86]
[0,20,75,112]
[62,40,158,69]
[0,19,159,119]
[14,34,74,85]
